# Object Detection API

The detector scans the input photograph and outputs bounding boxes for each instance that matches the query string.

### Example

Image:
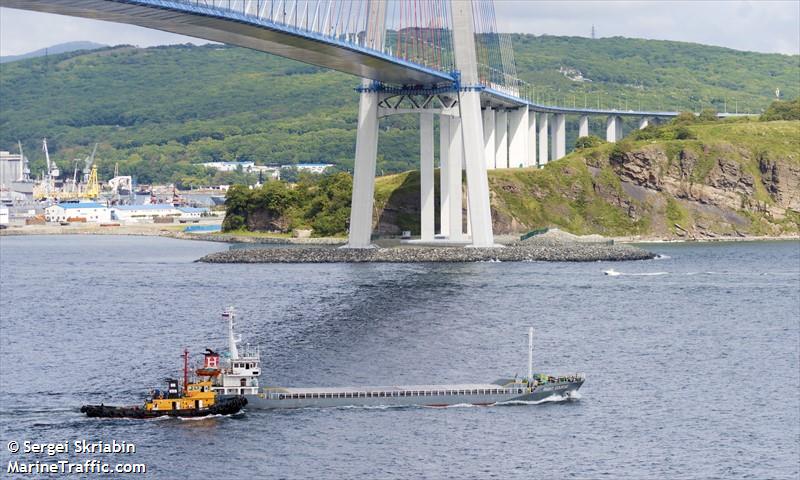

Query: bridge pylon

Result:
[344,0,497,248]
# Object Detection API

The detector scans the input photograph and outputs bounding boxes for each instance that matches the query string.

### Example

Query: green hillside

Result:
[512,35,798,113]
[374,118,800,239]
[1,37,797,185]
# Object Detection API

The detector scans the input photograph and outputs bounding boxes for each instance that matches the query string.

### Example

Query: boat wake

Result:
[497,392,580,406]
[434,402,481,409]
[176,413,238,422]
[604,269,668,276]
[334,404,410,411]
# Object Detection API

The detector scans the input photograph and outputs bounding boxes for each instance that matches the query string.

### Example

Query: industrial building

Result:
[201,161,280,179]
[176,207,209,221]
[110,204,210,223]
[41,203,210,224]
[0,150,33,194]
[110,204,181,222]
[289,163,335,174]
[45,202,112,223]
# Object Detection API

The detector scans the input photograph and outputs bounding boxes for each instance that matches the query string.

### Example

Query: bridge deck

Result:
[2,0,716,118]
[2,0,454,86]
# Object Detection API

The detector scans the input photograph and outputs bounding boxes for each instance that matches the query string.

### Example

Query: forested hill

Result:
[1,36,797,186]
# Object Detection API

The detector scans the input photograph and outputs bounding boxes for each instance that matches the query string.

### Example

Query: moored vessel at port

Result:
[202,308,584,409]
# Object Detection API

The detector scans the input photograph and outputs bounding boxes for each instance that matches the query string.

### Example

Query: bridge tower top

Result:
[451,0,480,85]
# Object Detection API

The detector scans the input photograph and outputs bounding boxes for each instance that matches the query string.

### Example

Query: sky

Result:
[0,1,798,57]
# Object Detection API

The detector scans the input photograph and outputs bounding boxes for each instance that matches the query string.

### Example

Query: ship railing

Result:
[236,345,260,359]
[535,373,585,385]
[270,387,529,401]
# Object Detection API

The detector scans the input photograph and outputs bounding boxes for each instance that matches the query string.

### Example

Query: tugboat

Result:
[80,350,247,418]
[204,308,584,409]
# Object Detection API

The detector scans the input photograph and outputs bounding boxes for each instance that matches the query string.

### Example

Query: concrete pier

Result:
[551,113,566,160]
[528,108,537,167]
[606,115,623,143]
[439,115,450,237]
[495,109,508,169]
[508,108,529,168]
[447,116,463,241]
[419,113,434,241]
[579,115,589,138]
[482,108,496,169]
[538,112,549,166]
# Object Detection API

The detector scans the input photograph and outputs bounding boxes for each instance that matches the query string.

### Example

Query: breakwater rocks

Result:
[197,243,655,263]
[166,231,345,245]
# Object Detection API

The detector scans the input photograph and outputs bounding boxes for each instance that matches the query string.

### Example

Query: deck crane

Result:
[82,143,98,183]
[82,143,100,199]
[39,138,56,200]
[18,141,30,181]
[34,140,100,201]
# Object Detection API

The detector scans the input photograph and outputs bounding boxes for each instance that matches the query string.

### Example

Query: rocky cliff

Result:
[375,120,799,239]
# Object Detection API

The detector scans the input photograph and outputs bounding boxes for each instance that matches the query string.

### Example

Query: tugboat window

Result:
[240,379,247,387]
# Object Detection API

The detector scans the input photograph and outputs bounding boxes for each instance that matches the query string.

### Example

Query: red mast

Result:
[182,348,189,394]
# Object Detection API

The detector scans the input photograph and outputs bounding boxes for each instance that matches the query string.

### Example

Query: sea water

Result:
[1,236,798,478]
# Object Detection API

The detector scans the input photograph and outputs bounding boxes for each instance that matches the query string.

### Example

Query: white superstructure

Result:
[213,308,261,396]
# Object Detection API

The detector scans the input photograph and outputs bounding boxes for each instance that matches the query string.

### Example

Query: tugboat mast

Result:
[183,348,189,394]
[224,307,240,360]
[528,327,534,382]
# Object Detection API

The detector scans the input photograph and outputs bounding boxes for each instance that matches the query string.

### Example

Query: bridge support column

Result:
[451,0,495,247]
[483,108,496,169]
[495,110,508,169]
[447,116,464,241]
[344,0,386,248]
[528,109,537,167]
[462,143,471,236]
[606,115,623,142]
[508,108,529,168]
[579,115,589,138]
[346,88,379,248]
[538,113,549,166]
[638,117,650,130]
[439,115,450,238]
[460,91,494,246]
[551,113,566,160]
[420,113,434,242]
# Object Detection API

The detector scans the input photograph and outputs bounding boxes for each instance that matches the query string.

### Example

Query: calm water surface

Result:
[1,236,798,479]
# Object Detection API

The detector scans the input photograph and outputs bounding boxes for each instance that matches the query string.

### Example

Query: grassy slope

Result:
[1,37,797,184]
[377,120,800,238]
[512,35,799,113]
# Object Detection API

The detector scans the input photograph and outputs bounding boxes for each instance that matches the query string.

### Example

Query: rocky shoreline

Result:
[197,243,655,263]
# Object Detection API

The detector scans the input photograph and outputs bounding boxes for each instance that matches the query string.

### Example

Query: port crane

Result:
[34,139,100,201]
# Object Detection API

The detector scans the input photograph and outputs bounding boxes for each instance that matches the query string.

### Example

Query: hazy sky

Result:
[1,1,798,56]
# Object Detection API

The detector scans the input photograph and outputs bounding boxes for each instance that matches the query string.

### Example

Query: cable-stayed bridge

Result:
[2,0,703,247]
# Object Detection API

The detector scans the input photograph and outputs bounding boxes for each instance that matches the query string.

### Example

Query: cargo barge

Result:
[200,309,584,409]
